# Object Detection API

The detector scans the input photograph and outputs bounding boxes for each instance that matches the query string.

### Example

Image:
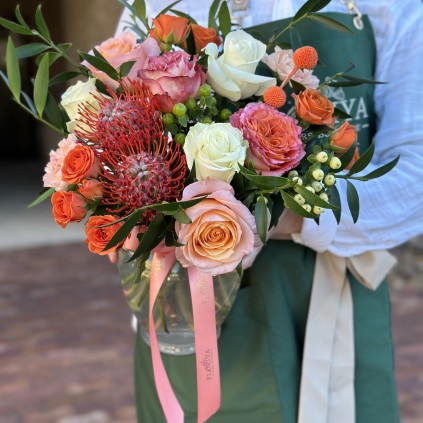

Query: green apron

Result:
[134,14,399,423]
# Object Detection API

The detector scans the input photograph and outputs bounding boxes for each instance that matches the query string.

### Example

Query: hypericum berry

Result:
[293,46,318,70]
[292,176,303,186]
[305,185,315,194]
[319,192,329,202]
[174,133,186,145]
[263,86,287,109]
[289,170,299,177]
[185,98,197,110]
[172,103,187,117]
[324,174,336,186]
[162,113,175,125]
[313,206,324,215]
[202,116,213,124]
[199,84,212,97]
[312,169,325,181]
[316,151,328,163]
[294,194,306,205]
[311,181,323,192]
[329,157,342,169]
[302,204,312,213]
[220,108,232,120]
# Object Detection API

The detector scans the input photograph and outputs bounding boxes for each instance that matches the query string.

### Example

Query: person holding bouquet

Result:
[114,1,423,422]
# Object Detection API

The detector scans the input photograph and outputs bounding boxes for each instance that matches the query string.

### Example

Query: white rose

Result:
[184,122,248,183]
[205,30,276,101]
[60,78,100,133]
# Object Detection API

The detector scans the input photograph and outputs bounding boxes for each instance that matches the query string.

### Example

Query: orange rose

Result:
[150,14,189,49]
[51,191,87,228]
[78,179,103,200]
[293,88,336,126]
[61,145,99,184]
[331,122,360,169]
[85,215,124,255]
[190,24,222,53]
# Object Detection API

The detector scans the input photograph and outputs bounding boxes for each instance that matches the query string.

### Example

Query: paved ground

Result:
[0,238,422,423]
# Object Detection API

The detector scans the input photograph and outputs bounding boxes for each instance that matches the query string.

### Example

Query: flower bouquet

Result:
[0,0,398,421]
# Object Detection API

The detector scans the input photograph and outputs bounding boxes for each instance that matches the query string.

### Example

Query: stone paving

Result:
[0,239,422,423]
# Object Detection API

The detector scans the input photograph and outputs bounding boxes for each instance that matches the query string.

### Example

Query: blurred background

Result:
[0,1,422,422]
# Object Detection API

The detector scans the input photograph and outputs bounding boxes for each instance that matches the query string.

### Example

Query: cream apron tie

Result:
[297,250,397,423]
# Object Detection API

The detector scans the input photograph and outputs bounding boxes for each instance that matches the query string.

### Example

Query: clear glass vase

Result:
[117,249,242,355]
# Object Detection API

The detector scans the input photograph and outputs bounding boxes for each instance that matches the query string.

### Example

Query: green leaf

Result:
[156,1,183,17]
[329,186,341,224]
[6,37,21,101]
[255,196,268,245]
[130,213,166,261]
[119,60,136,77]
[239,166,291,190]
[133,0,147,21]
[173,207,191,224]
[49,71,80,87]
[0,17,33,35]
[28,188,55,208]
[44,93,66,132]
[170,9,198,24]
[339,140,358,169]
[79,51,120,81]
[328,80,362,88]
[150,196,206,212]
[242,191,256,208]
[105,209,144,251]
[15,43,50,59]
[292,0,331,22]
[361,155,400,180]
[269,194,285,229]
[280,191,314,218]
[346,180,359,223]
[35,5,51,40]
[218,0,231,37]
[307,14,353,34]
[209,0,224,29]
[57,43,72,54]
[295,185,338,210]
[332,107,351,119]
[290,79,306,94]
[33,53,50,116]
[184,27,197,55]
[347,142,375,176]
[342,74,386,85]
[21,92,37,114]
[15,5,30,29]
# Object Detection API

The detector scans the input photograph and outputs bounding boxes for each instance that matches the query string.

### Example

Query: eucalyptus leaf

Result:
[360,155,400,180]
[28,187,55,208]
[35,5,51,40]
[0,18,33,35]
[346,180,359,223]
[292,0,331,22]
[15,43,50,59]
[329,185,341,223]
[33,53,50,116]
[79,52,120,81]
[255,196,268,245]
[307,14,353,34]
[6,37,21,101]
[347,142,375,176]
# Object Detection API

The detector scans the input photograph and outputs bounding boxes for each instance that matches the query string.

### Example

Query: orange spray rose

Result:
[78,179,103,200]
[85,215,124,255]
[293,88,336,126]
[331,121,360,169]
[150,14,189,49]
[51,191,87,228]
[190,24,221,52]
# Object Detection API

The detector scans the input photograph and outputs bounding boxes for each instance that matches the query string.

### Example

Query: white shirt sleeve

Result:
[294,0,423,256]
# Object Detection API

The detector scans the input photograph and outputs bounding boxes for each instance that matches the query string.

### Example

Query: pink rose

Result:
[83,32,161,90]
[138,50,206,113]
[175,179,257,276]
[230,102,305,176]
[43,135,78,191]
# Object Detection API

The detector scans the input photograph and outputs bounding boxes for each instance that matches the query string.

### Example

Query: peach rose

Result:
[61,145,99,184]
[331,122,360,169]
[293,88,336,126]
[78,179,103,201]
[85,215,124,255]
[190,24,222,53]
[82,32,161,89]
[51,191,87,228]
[150,14,190,49]
[174,179,257,275]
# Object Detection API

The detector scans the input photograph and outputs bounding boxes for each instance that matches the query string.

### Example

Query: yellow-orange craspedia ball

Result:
[293,46,318,70]
[263,86,286,109]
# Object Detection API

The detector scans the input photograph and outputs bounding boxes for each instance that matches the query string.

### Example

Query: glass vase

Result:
[117,249,242,355]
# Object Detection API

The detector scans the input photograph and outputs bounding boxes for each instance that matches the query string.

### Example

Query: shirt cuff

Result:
[291,209,338,253]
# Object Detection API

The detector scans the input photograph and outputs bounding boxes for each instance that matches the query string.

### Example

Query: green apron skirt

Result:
[134,13,400,423]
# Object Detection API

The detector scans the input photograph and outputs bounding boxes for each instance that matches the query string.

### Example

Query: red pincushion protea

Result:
[75,81,187,223]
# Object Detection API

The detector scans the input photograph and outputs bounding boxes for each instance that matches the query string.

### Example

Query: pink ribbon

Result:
[149,249,221,423]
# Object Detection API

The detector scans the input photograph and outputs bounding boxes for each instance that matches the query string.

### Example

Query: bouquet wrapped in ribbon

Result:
[0,0,398,421]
